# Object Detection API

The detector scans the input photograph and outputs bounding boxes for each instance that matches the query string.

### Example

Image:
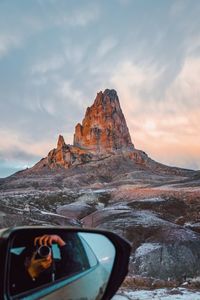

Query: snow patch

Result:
[139,197,165,203]
[40,210,70,218]
[135,243,161,257]
[113,288,200,300]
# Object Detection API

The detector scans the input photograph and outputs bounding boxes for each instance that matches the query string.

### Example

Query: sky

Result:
[0,0,200,177]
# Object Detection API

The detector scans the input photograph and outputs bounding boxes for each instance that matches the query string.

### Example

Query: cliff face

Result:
[73,89,134,153]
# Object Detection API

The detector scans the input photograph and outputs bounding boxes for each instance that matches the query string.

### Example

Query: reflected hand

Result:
[27,252,52,279]
[34,235,66,247]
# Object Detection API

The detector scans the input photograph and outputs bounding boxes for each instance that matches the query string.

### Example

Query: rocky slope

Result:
[0,89,200,290]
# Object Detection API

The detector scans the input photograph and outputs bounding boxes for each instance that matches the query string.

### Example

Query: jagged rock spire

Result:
[57,135,66,149]
[73,89,134,153]
[35,89,137,170]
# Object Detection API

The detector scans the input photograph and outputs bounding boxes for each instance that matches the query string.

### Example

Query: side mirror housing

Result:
[0,227,131,300]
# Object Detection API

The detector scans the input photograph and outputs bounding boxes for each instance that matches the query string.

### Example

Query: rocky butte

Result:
[35,89,145,170]
[74,89,134,153]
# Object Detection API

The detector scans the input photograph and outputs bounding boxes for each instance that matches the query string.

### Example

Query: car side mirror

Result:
[0,227,131,300]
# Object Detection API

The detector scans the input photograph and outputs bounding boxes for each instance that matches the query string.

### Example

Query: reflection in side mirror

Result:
[6,228,123,300]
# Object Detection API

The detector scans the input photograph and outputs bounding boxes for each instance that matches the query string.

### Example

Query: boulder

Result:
[133,241,200,280]
[82,207,200,280]
[56,202,96,219]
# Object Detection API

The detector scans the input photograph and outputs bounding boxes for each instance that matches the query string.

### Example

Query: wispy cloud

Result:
[97,37,118,57]
[170,0,188,17]
[31,55,65,74]
[109,56,200,169]
[0,128,54,158]
[40,1,101,27]
[0,34,22,58]
[65,5,100,27]
[57,80,85,112]
[0,1,100,60]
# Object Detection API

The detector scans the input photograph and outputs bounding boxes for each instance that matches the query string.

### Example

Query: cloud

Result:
[0,3,47,59]
[117,0,131,6]
[57,80,86,113]
[109,56,200,170]
[0,34,22,58]
[0,128,55,161]
[170,0,188,17]
[31,55,65,74]
[0,150,39,164]
[39,1,101,27]
[0,1,100,61]
[110,60,163,113]
[66,6,100,27]
[166,57,200,107]
[97,37,118,57]
[0,160,27,178]
[64,48,83,65]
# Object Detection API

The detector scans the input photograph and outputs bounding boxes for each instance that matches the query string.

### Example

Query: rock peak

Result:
[57,135,66,149]
[73,89,134,153]
[94,89,119,106]
[31,89,146,170]
[103,88,118,100]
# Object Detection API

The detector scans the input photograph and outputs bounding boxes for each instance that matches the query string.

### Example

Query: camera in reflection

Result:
[36,245,51,259]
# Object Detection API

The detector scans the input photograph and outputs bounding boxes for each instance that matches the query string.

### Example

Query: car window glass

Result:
[79,235,98,267]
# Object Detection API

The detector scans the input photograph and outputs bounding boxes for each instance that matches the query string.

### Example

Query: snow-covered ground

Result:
[134,243,161,257]
[137,197,166,203]
[112,288,200,300]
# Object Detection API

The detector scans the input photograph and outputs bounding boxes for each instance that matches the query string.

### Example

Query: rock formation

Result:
[74,89,134,153]
[47,135,93,169]
[38,89,138,169]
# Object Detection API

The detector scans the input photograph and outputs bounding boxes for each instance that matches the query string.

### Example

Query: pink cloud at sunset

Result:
[111,57,200,169]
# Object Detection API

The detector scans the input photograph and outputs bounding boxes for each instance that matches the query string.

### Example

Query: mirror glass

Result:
[8,229,115,299]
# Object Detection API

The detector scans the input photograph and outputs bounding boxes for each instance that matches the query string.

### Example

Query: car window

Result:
[79,235,98,267]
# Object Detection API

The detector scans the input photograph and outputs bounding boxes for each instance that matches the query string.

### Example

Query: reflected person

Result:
[10,234,84,295]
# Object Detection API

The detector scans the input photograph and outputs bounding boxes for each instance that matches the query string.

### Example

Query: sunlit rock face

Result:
[47,135,93,169]
[47,135,70,168]
[73,89,134,153]
[42,89,138,169]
